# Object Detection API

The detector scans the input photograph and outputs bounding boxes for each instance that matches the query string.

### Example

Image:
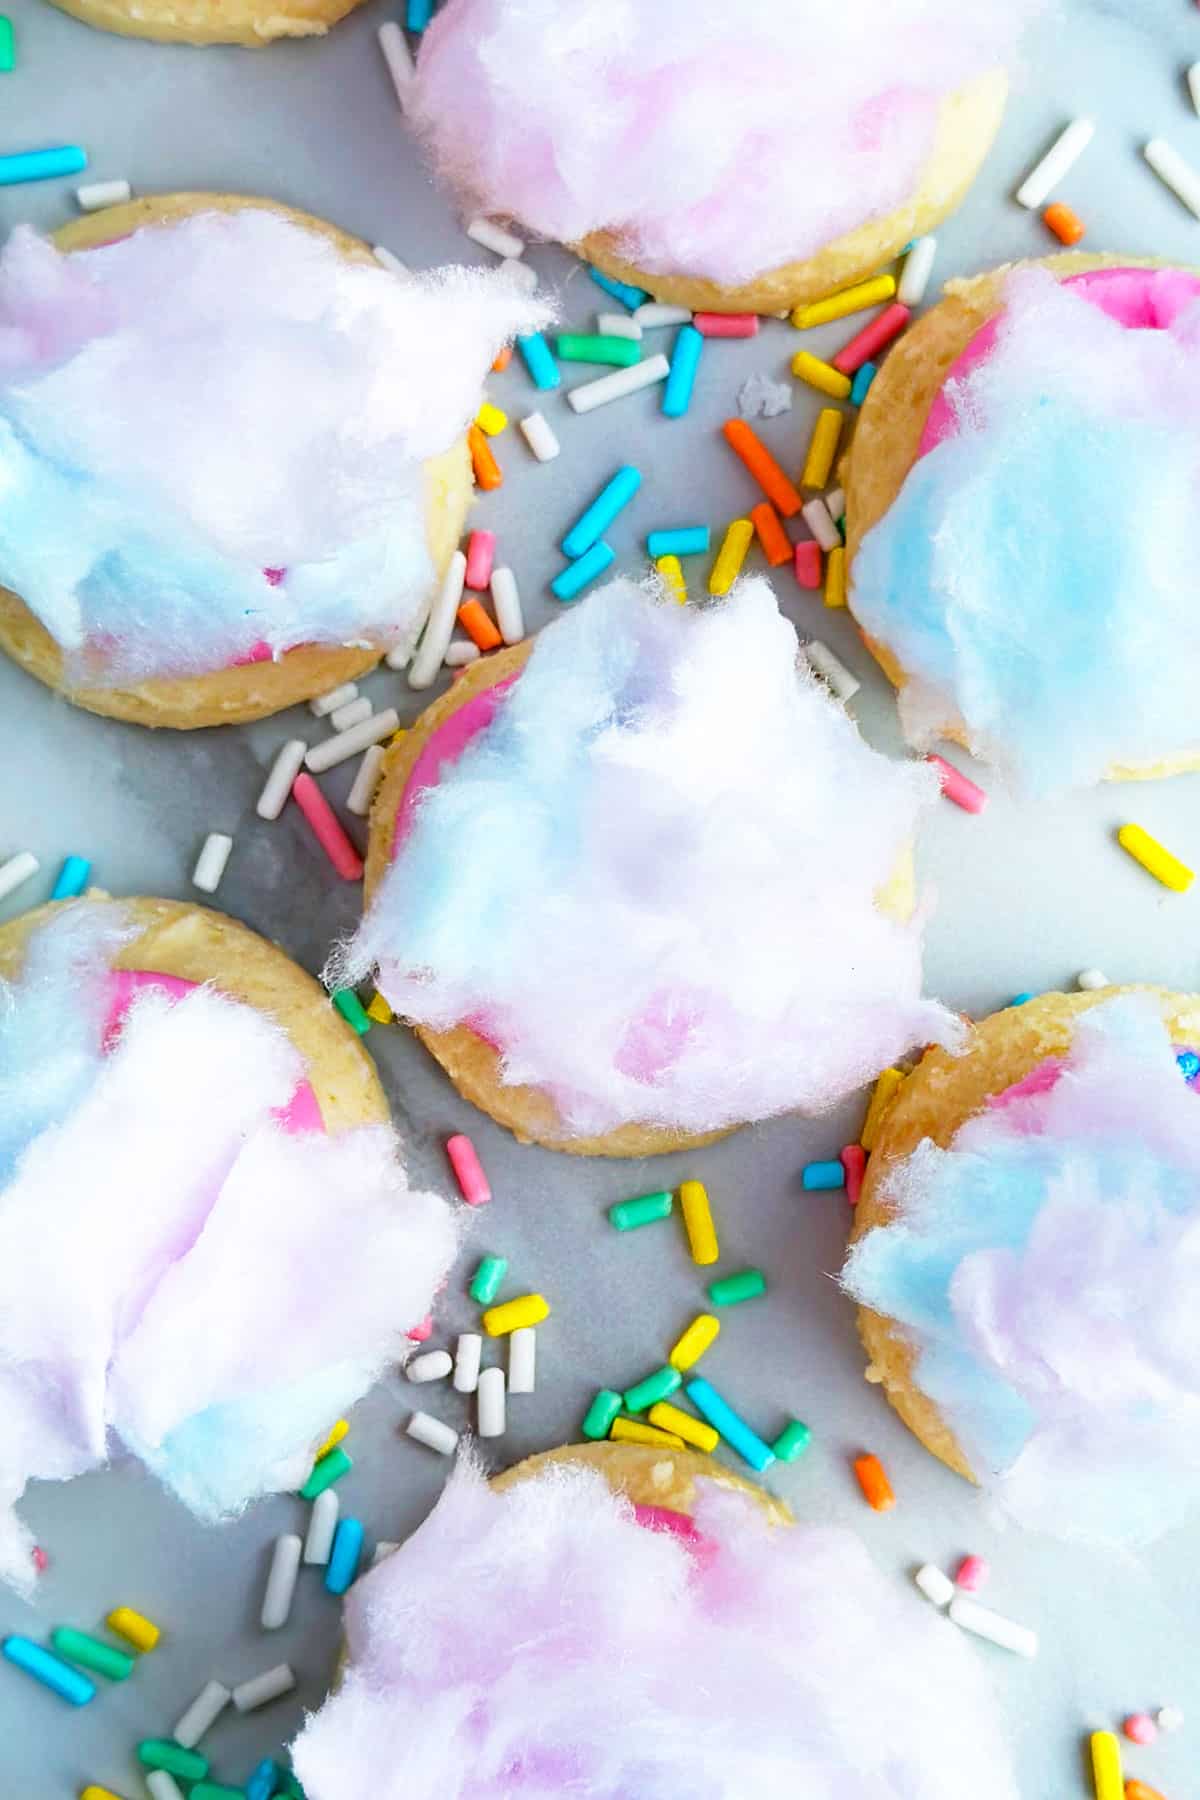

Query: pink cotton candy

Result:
[291,1456,1019,1800]
[408,0,1043,287]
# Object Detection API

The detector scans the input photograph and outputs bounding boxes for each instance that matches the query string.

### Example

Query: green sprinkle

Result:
[138,1740,209,1780]
[772,1419,812,1463]
[608,1190,673,1231]
[49,1628,133,1682]
[623,1365,682,1414]
[331,987,371,1034]
[469,1254,508,1305]
[193,1787,248,1799]
[0,18,13,71]
[299,1444,352,1501]
[556,333,641,367]
[278,1773,307,1797]
[581,1388,623,1440]
[707,1268,767,1307]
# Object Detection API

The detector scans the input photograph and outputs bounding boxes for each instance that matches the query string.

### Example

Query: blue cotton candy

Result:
[844,996,1200,1545]
[852,270,1200,791]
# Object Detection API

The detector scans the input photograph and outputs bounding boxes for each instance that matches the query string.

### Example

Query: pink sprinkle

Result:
[793,539,823,590]
[1124,1713,1158,1746]
[926,753,988,815]
[833,302,912,375]
[31,1546,48,1574]
[464,530,496,591]
[693,313,759,338]
[232,640,275,666]
[840,1144,867,1205]
[408,1313,434,1343]
[263,567,286,587]
[632,1504,716,1565]
[291,773,364,882]
[954,1553,989,1593]
[446,1133,492,1206]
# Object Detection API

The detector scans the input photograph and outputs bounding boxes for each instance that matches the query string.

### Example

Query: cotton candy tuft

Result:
[0,208,548,682]
[0,906,459,1593]
[408,0,1042,287]
[291,1455,1017,1800]
[852,269,1200,791]
[334,576,959,1136]
[844,995,1200,1545]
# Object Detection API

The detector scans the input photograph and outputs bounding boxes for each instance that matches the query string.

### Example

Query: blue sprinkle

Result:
[2,1636,95,1705]
[685,1377,776,1474]
[0,145,87,188]
[587,266,649,311]
[516,332,560,391]
[1010,992,1035,1007]
[50,854,90,900]
[405,0,433,28]
[551,541,615,602]
[646,526,710,558]
[562,466,642,560]
[802,1159,846,1191]
[850,361,878,407]
[1177,1050,1200,1082]
[662,324,704,419]
[247,1758,281,1800]
[325,1517,365,1597]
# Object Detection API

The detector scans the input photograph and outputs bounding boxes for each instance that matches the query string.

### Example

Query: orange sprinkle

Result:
[722,418,803,518]
[468,424,503,491]
[1043,202,1085,245]
[457,598,502,651]
[491,346,513,373]
[750,501,792,567]
[853,1453,896,1511]
[1124,1784,1168,1800]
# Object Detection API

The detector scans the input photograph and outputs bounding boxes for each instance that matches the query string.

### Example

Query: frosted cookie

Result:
[845,254,1200,789]
[406,0,1043,314]
[336,574,958,1156]
[844,987,1200,1544]
[291,1442,1018,1799]
[0,897,458,1593]
[47,0,363,48]
[0,193,545,728]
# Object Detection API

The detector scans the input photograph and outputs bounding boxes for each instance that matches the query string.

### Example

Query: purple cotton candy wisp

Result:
[291,1456,1019,1800]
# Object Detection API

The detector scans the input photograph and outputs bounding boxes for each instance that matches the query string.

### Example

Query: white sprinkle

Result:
[303,1488,339,1565]
[477,1365,507,1437]
[191,833,233,895]
[948,1596,1038,1659]
[232,1663,296,1713]
[453,1332,483,1394]
[498,255,538,293]
[0,851,39,904]
[596,311,642,340]
[329,695,373,732]
[824,486,846,523]
[147,1774,185,1800]
[173,1678,231,1748]
[803,639,860,702]
[256,739,307,821]
[407,1410,459,1455]
[634,302,693,328]
[407,1349,453,1384]
[737,371,792,419]
[310,681,358,719]
[1189,64,1200,120]
[567,353,670,414]
[914,1563,956,1608]
[897,235,938,307]
[1077,968,1110,991]
[377,20,415,107]
[261,1533,303,1631]
[1016,118,1095,209]
[76,178,131,212]
[409,550,468,689]
[1157,1704,1184,1733]
[304,708,400,773]
[384,639,412,671]
[490,566,525,644]
[519,410,560,462]
[371,1540,399,1567]
[444,639,481,668]
[507,1326,536,1395]
[346,744,386,818]
[1144,137,1200,219]
[801,497,841,553]
[373,244,410,276]
[466,217,525,260]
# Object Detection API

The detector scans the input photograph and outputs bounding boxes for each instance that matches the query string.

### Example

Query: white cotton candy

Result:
[335,577,958,1136]
[0,209,549,682]
[291,1456,1018,1800]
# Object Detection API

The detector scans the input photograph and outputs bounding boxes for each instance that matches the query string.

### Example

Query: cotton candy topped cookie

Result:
[406,0,1043,314]
[843,988,1200,1546]
[48,0,362,49]
[845,254,1200,791]
[0,897,459,1595]
[0,193,547,728]
[291,1443,1018,1800]
[334,575,959,1155]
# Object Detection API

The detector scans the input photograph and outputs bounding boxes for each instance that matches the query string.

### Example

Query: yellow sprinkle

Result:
[81,1788,127,1800]
[824,545,846,609]
[610,1417,685,1449]
[656,553,687,604]
[474,401,508,436]
[648,1401,719,1453]
[105,1607,159,1654]
[668,1313,721,1373]
[1117,823,1194,893]
[792,273,897,330]
[482,1293,550,1336]
[316,1418,350,1460]
[1089,1730,1123,1800]
[861,1067,903,1151]
[709,518,754,596]
[791,351,853,400]
[802,408,844,490]
[678,1179,719,1266]
[389,729,408,745]
[366,993,393,1025]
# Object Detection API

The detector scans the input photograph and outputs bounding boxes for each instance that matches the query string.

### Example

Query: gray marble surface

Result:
[1,0,1199,1793]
